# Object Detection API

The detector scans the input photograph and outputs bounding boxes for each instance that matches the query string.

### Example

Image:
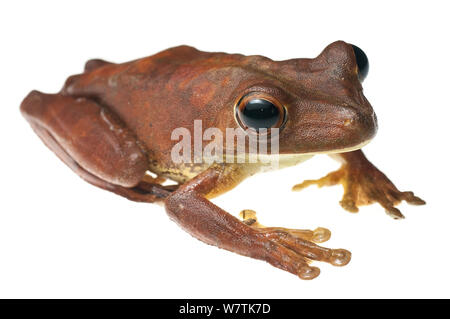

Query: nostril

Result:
[339,107,377,143]
[343,118,352,127]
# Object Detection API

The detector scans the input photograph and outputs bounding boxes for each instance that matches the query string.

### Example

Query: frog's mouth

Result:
[242,136,372,172]
[276,97,378,155]
[300,117,376,155]
[301,137,373,155]
[260,136,372,159]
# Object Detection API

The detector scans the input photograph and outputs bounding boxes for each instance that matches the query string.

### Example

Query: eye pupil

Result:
[241,98,280,131]
[235,93,286,133]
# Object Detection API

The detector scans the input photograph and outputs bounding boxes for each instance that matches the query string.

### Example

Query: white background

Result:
[1,0,448,298]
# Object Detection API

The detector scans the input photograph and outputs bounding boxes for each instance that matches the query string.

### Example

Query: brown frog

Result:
[20,41,425,279]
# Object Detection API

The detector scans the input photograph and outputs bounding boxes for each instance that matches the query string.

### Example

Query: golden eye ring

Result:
[234,92,286,134]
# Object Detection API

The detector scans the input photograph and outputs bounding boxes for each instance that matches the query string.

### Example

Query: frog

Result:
[20,41,425,279]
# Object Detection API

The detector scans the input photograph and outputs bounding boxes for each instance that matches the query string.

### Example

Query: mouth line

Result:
[315,137,372,154]
[296,137,373,156]
[277,132,374,156]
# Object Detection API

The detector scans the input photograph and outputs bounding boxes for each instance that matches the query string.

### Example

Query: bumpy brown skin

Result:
[20,41,424,279]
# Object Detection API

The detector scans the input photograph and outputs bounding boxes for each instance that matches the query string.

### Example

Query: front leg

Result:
[165,164,351,280]
[293,150,425,219]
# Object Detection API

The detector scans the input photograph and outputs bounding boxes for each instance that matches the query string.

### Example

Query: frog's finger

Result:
[271,244,321,280]
[399,191,426,205]
[258,233,322,279]
[374,194,405,219]
[292,179,320,191]
[340,179,360,213]
[239,209,261,227]
[261,230,351,267]
[240,211,348,266]
[239,210,331,243]
[340,198,359,213]
[288,227,331,243]
[385,206,405,219]
[292,169,344,191]
[260,227,331,244]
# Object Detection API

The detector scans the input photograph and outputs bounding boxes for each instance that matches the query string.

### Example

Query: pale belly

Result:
[150,153,314,184]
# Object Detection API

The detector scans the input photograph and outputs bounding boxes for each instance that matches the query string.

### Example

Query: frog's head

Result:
[233,41,377,155]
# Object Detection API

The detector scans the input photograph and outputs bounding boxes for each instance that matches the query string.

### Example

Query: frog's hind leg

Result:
[20,90,175,203]
[165,165,351,280]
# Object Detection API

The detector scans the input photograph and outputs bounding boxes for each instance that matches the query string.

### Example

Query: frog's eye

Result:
[235,92,286,133]
[351,44,369,82]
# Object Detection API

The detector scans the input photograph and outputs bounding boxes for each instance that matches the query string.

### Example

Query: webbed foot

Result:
[239,210,351,279]
[292,150,425,219]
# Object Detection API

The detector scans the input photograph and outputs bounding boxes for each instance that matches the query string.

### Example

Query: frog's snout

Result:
[341,104,378,148]
[282,97,378,154]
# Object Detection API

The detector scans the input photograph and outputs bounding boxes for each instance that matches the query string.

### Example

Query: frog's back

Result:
[61,46,249,182]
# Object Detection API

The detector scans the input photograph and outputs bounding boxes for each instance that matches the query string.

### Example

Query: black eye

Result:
[236,93,285,133]
[351,44,369,82]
